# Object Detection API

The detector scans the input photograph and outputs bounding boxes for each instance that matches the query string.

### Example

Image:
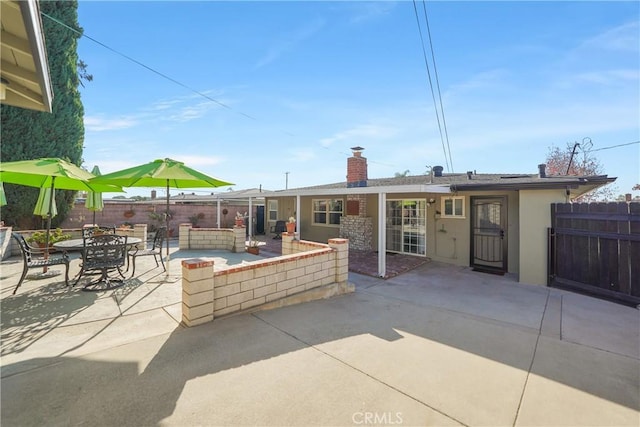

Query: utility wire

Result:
[412,0,451,174]
[43,10,404,170]
[586,140,639,152]
[420,0,453,173]
[42,11,258,121]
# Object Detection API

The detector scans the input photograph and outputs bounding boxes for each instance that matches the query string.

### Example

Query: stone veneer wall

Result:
[181,233,351,326]
[340,216,372,251]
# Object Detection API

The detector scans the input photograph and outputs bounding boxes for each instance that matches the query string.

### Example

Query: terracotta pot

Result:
[286,222,296,233]
[235,218,244,227]
[247,246,259,255]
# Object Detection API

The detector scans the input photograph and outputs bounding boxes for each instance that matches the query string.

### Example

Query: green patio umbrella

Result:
[85,165,104,225]
[0,182,6,207]
[90,158,234,276]
[0,158,123,254]
[34,186,57,218]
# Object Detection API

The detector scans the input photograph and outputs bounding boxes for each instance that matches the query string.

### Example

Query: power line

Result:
[43,10,409,172]
[41,11,259,121]
[586,141,640,152]
[420,0,453,173]
[412,0,452,173]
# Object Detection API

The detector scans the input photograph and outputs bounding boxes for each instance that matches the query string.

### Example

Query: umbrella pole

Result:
[166,180,170,275]
[43,178,55,273]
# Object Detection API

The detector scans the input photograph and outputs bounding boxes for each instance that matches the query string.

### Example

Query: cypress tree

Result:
[1,0,85,229]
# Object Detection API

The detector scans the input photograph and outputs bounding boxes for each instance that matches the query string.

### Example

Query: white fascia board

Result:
[266,184,452,197]
[21,0,53,112]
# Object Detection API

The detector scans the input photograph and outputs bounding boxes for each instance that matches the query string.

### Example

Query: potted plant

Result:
[286,216,296,233]
[27,228,71,248]
[235,212,245,227]
[188,214,201,228]
[247,236,260,255]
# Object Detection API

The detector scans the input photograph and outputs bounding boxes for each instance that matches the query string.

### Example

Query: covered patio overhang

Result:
[267,184,452,278]
[211,188,273,231]
[1,0,53,112]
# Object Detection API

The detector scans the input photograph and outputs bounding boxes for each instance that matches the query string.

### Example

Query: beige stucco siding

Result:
[428,191,519,272]
[519,189,566,285]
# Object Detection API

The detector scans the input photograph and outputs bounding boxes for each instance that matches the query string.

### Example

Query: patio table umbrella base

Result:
[26,270,61,280]
[80,275,126,292]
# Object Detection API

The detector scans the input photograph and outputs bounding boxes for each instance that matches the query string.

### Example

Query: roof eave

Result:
[450,177,616,192]
[266,184,452,197]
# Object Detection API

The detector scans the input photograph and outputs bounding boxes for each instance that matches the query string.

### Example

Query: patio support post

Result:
[216,198,221,228]
[378,192,386,278]
[295,195,301,239]
[249,197,253,237]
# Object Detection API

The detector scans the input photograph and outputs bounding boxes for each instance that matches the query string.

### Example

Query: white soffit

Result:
[1,0,53,112]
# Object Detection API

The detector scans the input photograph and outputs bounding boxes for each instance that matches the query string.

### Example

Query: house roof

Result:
[171,188,273,203]
[0,0,53,112]
[268,171,616,198]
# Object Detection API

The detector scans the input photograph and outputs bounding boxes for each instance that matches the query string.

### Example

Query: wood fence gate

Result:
[548,202,640,306]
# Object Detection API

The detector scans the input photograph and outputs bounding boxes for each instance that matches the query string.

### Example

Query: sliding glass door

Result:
[386,199,426,255]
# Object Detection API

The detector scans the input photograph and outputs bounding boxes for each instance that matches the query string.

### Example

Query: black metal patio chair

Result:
[270,220,286,239]
[11,233,70,295]
[75,234,128,291]
[127,226,166,277]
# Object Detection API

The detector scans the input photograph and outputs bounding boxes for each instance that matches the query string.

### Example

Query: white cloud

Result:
[319,123,399,147]
[84,116,137,132]
[348,2,396,24]
[255,18,325,68]
[574,69,639,86]
[580,21,640,53]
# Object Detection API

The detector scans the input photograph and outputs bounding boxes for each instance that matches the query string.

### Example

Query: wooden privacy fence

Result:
[548,202,640,305]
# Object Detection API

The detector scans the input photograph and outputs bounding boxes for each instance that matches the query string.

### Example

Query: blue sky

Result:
[75,1,639,198]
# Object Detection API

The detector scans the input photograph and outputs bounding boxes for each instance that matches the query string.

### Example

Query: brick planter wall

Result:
[181,234,351,327]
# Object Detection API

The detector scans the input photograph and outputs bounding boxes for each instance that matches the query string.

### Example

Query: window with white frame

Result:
[267,200,278,221]
[442,196,465,218]
[312,199,343,225]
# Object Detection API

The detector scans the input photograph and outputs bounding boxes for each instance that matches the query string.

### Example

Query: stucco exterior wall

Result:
[519,189,566,285]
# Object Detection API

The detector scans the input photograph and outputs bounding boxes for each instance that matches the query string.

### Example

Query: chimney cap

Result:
[350,146,365,152]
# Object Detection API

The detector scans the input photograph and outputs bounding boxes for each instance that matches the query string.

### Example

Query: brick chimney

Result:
[151,190,156,200]
[347,146,367,188]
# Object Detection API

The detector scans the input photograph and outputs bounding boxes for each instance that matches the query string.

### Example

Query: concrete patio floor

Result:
[1,241,638,426]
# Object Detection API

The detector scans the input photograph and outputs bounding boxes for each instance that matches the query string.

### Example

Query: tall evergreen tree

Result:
[1,0,85,229]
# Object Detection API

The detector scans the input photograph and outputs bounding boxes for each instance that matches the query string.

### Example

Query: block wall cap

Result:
[182,258,215,269]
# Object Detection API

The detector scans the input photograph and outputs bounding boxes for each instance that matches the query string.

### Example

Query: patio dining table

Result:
[54,236,142,291]
[53,237,142,251]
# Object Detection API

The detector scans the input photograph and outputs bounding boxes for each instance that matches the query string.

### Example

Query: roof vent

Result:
[467,171,473,180]
[538,163,546,178]
[433,166,444,177]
